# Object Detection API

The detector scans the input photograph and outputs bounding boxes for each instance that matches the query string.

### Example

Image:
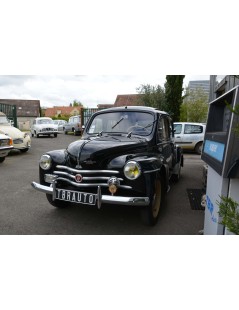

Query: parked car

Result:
[31,117,58,138]
[0,112,31,152]
[32,106,183,226]
[173,122,206,154]
[0,133,13,163]
[53,120,67,133]
[64,115,82,135]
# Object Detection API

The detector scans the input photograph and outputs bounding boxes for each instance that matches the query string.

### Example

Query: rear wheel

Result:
[46,194,68,208]
[54,133,57,138]
[140,175,165,226]
[195,142,203,155]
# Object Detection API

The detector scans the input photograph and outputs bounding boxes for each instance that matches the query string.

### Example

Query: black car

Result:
[32,106,183,225]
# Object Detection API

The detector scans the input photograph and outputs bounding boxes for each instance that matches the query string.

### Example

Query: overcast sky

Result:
[0,75,209,108]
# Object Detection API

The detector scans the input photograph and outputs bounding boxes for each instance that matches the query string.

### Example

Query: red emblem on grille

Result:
[75,174,83,183]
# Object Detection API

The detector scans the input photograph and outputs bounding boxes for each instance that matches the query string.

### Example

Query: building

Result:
[45,106,82,118]
[209,75,239,101]
[114,94,144,107]
[188,80,210,99]
[0,99,40,130]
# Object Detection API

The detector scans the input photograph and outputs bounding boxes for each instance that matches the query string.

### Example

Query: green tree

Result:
[180,87,209,122]
[70,100,83,107]
[164,75,185,121]
[136,84,165,109]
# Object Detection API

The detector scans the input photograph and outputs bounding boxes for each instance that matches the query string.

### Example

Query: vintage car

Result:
[31,106,183,225]
[0,133,13,163]
[53,120,67,132]
[64,115,82,136]
[31,117,58,138]
[0,112,31,152]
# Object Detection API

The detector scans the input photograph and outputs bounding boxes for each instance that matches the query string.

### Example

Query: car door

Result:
[174,123,183,144]
[157,116,173,171]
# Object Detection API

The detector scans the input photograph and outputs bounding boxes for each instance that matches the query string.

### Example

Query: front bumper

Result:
[31,181,150,207]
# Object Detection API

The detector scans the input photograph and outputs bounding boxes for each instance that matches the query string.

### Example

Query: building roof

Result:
[0,99,40,117]
[114,94,144,107]
[45,106,82,117]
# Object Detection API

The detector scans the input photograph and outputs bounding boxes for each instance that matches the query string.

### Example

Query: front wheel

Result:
[46,194,68,208]
[140,175,165,226]
[0,157,6,163]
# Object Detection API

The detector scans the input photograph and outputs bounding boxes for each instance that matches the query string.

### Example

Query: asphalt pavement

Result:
[0,134,205,234]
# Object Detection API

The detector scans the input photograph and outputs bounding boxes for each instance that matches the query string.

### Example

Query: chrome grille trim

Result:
[56,177,132,189]
[53,171,123,182]
[56,165,120,174]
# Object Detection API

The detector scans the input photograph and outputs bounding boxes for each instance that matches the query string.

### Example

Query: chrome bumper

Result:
[31,181,150,207]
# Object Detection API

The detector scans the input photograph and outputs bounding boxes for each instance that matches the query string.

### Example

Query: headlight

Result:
[124,161,141,180]
[39,154,52,170]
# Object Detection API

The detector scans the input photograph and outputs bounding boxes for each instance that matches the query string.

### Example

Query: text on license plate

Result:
[56,189,96,205]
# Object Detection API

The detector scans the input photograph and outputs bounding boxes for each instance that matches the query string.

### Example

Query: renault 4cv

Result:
[31,106,183,226]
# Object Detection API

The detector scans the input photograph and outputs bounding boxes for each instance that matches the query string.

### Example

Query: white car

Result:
[31,117,58,138]
[0,133,14,163]
[0,112,31,153]
[53,120,67,132]
[174,122,206,154]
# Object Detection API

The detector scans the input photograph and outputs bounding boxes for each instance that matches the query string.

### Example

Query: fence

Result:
[0,103,17,127]
[81,108,101,125]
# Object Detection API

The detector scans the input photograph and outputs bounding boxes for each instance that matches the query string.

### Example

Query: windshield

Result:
[87,111,155,136]
[0,116,10,124]
[37,119,53,124]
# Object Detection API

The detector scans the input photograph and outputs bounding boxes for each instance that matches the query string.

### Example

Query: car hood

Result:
[67,136,149,164]
[0,125,24,138]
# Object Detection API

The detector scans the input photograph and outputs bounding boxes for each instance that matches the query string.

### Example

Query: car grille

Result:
[42,128,54,131]
[13,138,24,144]
[53,165,132,190]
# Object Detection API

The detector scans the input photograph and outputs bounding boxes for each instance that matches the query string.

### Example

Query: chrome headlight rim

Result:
[124,160,141,180]
[39,154,52,170]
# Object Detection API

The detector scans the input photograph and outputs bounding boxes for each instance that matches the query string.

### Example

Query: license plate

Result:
[56,189,97,205]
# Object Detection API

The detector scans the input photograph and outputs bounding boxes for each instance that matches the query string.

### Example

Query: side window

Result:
[184,124,203,134]
[174,124,182,134]
[158,117,170,141]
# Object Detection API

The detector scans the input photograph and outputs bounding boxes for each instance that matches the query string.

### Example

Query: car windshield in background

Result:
[0,116,9,124]
[37,119,53,124]
[87,111,155,136]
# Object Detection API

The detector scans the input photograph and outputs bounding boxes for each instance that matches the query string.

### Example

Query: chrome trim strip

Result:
[143,168,161,174]
[56,177,132,189]
[53,171,123,181]
[56,165,120,174]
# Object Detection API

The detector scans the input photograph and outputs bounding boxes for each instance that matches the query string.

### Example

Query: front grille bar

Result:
[56,165,120,175]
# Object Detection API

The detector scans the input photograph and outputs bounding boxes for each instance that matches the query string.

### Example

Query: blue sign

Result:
[204,140,225,162]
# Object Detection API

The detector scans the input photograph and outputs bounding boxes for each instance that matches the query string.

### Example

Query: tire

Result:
[54,133,57,138]
[171,163,181,182]
[65,130,68,135]
[46,194,68,208]
[73,128,77,136]
[20,148,29,153]
[0,157,6,163]
[140,175,165,226]
[195,142,203,155]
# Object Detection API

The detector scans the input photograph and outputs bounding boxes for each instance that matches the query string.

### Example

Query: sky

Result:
[0,75,209,108]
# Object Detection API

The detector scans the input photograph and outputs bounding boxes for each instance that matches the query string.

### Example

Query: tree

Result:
[164,75,185,122]
[70,100,83,107]
[180,87,209,122]
[136,84,165,109]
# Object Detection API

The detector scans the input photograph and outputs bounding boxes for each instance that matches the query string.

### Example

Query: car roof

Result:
[96,106,168,115]
[174,122,206,126]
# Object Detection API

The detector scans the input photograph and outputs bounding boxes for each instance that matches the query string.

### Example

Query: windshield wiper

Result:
[143,119,157,129]
[111,117,125,129]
